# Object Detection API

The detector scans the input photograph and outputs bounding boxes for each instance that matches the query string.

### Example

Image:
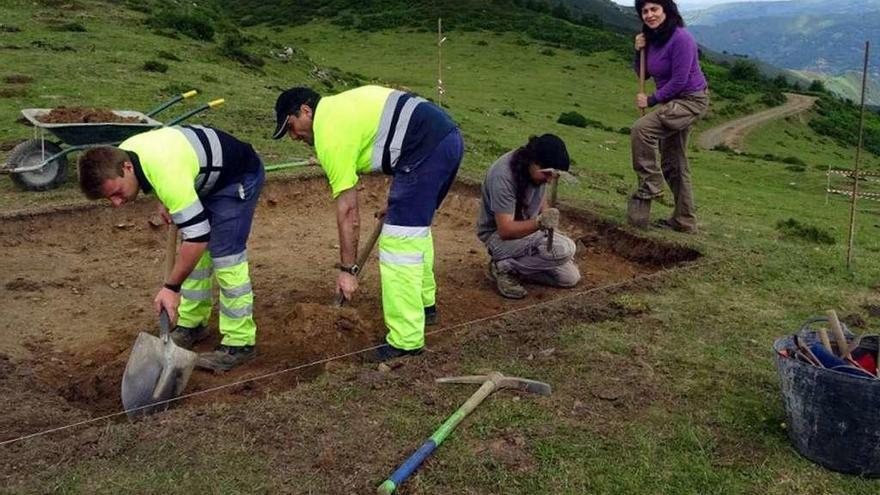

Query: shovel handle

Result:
[159,308,170,342]
[639,49,646,117]
[164,225,178,280]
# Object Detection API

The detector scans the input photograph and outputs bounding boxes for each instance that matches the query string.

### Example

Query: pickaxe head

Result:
[435,371,552,396]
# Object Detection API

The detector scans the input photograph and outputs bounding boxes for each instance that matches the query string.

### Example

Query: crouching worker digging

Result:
[477,134,580,299]
[273,85,463,362]
[77,125,264,371]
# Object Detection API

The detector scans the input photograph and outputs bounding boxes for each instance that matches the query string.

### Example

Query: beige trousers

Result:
[630,91,709,231]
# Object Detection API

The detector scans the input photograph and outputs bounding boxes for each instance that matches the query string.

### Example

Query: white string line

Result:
[0,257,719,448]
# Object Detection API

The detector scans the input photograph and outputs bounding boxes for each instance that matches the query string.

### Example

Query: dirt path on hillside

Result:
[698,93,817,152]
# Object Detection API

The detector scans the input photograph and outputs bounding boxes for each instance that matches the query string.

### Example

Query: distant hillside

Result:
[559,0,640,31]
[683,0,880,26]
[687,6,880,106]
[793,70,880,107]
[219,0,631,55]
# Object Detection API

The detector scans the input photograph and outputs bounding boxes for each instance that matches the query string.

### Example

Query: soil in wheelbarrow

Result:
[0,174,700,441]
[36,106,143,124]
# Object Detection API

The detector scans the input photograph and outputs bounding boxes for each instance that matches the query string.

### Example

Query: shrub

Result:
[760,90,786,107]
[728,60,761,82]
[147,11,214,41]
[775,218,835,245]
[558,111,588,128]
[51,22,86,32]
[540,48,556,56]
[142,60,168,73]
[782,156,806,166]
[4,75,33,84]
[219,32,264,68]
[157,50,181,62]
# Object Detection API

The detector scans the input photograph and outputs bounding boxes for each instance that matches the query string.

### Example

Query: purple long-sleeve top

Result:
[634,27,707,106]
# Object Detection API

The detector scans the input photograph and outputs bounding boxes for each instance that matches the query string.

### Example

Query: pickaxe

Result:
[376,371,552,494]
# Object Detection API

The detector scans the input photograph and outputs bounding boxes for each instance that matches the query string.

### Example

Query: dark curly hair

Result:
[635,0,685,45]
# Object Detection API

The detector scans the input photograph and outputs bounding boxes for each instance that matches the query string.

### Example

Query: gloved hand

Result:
[536,208,559,231]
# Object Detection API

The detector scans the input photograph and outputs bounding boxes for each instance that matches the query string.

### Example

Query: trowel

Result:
[120,225,197,418]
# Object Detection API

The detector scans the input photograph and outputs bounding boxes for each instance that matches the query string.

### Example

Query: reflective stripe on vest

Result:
[370,91,428,173]
[178,125,224,194]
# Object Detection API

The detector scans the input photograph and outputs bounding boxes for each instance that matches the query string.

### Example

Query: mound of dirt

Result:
[37,107,142,124]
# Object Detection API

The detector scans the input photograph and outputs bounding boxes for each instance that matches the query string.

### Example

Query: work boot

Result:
[169,324,209,350]
[196,344,256,371]
[424,305,439,326]
[626,196,651,229]
[653,218,698,234]
[363,342,423,363]
[487,261,527,300]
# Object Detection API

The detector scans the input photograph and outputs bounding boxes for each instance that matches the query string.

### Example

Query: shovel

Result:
[120,225,198,418]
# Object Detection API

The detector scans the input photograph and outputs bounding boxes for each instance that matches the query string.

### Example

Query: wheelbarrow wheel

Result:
[8,139,68,191]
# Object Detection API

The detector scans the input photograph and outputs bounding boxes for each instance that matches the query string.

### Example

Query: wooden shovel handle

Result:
[826,309,850,359]
[164,224,178,280]
[639,49,646,117]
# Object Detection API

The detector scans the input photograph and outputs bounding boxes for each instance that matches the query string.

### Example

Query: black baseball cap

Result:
[272,87,321,140]
[532,134,570,171]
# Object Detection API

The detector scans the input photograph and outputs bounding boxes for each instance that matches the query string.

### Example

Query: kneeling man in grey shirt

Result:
[476,134,580,299]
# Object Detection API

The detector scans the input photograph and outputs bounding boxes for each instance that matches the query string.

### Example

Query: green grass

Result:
[3,1,880,493]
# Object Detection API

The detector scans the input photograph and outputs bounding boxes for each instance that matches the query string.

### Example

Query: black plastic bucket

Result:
[773,318,880,476]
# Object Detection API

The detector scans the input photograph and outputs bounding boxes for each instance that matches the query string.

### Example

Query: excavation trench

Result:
[0,175,699,440]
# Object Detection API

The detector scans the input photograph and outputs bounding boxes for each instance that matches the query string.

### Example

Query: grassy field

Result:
[3,0,880,493]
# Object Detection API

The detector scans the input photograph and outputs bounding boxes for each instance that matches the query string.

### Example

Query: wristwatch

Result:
[339,264,360,275]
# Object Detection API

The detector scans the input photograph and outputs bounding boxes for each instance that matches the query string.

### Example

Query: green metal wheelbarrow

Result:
[1,90,223,191]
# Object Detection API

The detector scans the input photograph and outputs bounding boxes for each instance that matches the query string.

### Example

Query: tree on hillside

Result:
[809,79,827,93]
[728,60,761,82]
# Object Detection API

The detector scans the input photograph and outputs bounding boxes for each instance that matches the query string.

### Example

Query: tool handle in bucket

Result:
[827,309,851,359]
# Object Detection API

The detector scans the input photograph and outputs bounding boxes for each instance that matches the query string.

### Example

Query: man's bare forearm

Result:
[336,187,360,266]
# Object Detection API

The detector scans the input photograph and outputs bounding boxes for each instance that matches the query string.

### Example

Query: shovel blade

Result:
[121,331,197,418]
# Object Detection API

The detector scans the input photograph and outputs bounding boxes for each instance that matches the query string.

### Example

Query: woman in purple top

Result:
[626,0,709,233]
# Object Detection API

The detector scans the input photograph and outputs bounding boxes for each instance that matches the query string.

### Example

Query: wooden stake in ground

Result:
[846,41,871,270]
[437,18,446,107]
[639,48,646,117]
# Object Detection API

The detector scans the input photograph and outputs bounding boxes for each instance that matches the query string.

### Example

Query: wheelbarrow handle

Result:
[164,99,225,127]
[145,89,199,118]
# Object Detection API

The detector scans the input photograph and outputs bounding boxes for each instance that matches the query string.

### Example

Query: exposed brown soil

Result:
[35,106,142,124]
[0,174,699,445]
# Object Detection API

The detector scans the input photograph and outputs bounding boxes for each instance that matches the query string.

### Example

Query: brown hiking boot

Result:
[626,196,651,229]
[653,218,698,234]
[487,261,527,299]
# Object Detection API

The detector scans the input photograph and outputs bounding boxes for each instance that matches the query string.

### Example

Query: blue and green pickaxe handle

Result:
[376,371,551,494]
